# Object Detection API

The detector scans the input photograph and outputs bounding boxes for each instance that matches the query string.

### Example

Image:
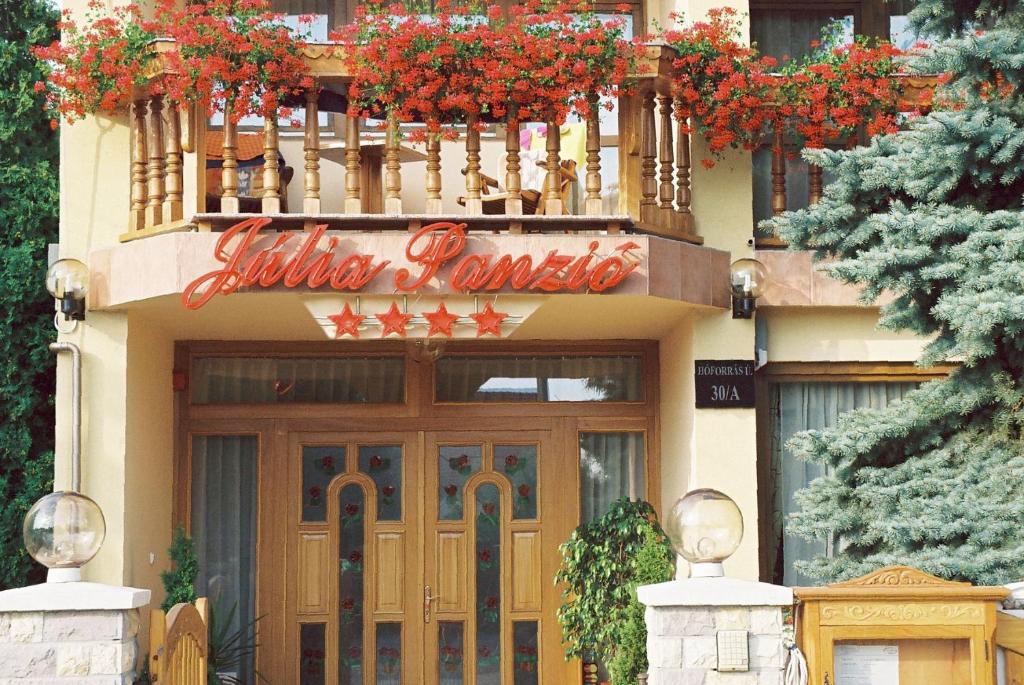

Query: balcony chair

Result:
[205,130,294,213]
[458,158,578,215]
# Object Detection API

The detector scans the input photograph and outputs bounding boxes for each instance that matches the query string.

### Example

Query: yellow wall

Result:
[55,0,932,624]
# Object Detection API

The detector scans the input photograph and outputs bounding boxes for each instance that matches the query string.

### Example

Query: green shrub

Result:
[160,524,198,612]
[556,498,675,684]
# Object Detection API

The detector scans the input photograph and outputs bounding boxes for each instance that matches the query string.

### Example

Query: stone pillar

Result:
[639,577,793,685]
[0,581,150,684]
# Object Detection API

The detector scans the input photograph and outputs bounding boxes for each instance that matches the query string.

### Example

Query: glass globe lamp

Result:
[45,258,89,321]
[665,489,743,578]
[23,491,105,583]
[729,258,767,319]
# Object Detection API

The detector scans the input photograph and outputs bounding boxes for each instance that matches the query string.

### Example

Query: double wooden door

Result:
[283,429,577,684]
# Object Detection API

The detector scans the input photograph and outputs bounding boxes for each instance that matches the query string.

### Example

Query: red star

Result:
[328,303,365,339]
[469,302,508,338]
[423,302,459,337]
[376,301,414,338]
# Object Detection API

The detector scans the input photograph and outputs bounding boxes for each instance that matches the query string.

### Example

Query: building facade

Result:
[54,0,937,681]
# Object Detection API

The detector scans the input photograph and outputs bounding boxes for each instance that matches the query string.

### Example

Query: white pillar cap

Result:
[0,582,151,612]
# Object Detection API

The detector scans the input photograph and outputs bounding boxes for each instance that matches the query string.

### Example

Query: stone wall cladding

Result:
[0,609,139,683]
[646,606,787,685]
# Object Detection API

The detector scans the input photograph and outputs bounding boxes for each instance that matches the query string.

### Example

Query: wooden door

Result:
[285,429,577,685]
[422,431,577,685]
[288,432,425,684]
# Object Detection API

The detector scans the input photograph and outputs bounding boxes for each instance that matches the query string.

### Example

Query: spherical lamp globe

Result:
[665,489,743,578]
[23,491,105,583]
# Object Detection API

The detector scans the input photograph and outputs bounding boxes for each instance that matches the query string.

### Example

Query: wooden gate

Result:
[999,608,1024,685]
[149,598,209,684]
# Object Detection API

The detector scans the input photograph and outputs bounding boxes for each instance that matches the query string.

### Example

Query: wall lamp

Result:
[729,258,767,319]
[45,258,90,326]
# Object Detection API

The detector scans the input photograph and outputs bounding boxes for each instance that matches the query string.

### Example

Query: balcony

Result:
[120,41,935,245]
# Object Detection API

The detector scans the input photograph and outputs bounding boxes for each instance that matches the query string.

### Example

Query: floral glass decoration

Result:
[513,621,540,684]
[475,484,501,684]
[439,621,465,683]
[339,484,365,684]
[358,445,403,521]
[438,445,483,520]
[498,444,538,519]
[302,446,343,522]
[299,623,326,685]
[376,623,402,685]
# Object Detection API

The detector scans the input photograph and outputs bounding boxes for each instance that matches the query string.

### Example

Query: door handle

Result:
[424,585,440,624]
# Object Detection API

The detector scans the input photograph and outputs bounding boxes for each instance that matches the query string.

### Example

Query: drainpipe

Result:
[49,342,82,492]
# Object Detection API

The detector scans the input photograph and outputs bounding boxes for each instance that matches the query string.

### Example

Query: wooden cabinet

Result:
[795,566,1009,685]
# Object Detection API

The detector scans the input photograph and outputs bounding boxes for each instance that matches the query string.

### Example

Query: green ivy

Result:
[555,499,675,684]
[0,0,59,591]
[161,524,199,612]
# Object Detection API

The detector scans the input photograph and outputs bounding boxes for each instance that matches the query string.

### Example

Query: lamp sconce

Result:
[46,258,90,329]
[729,258,767,319]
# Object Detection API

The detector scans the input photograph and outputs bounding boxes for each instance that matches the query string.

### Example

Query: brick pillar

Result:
[0,582,150,684]
[638,577,793,685]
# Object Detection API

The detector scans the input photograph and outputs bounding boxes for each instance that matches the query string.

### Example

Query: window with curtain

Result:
[191,356,405,404]
[762,381,917,586]
[579,432,645,522]
[191,435,259,683]
[435,355,644,403]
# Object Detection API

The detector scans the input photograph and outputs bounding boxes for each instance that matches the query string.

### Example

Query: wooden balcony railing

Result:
[120,42,936,244]
[121,43,698,242]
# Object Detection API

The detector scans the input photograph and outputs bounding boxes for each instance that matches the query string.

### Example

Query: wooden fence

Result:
[149,597,209,685]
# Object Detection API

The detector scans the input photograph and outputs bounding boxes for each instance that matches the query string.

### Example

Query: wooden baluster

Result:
[808,163,823,205]
[303,87,321,214]
[425,130,442,214]
[344,113,361,213]
[144,96,166,227]
[384,115,402,215]
[463,115,482,215]
[771,125,786,216]
[657,94,674,226]
[163,104,183,222]
[543,121,563,215]
[505,120,522,215]
[130,99,148,231]
[639,90,657,224]
[674,99,694,231]
[221,102,240,214]
[262,115,281,213]
[585,95,602,216]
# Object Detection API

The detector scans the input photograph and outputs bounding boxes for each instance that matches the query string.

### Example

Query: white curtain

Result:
[191,435,259,682]
[579,432,645,522]
[767,382,916,586]
[192,357,405,404]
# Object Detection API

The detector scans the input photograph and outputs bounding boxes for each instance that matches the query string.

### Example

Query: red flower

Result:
[444,484,458,497]
[478,548,491,562]
[308,486,321,499]
[349,550,362,563]
[345,503,360,517]
[369,455,384,469]
[518,484,530,498]
[382,485,396,497]
[321,455,334,470]
[485,596,498,609]
[482,502,495,516]
[504,454,518,469]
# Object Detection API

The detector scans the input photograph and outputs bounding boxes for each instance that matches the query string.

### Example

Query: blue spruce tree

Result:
[764,0,1024,585]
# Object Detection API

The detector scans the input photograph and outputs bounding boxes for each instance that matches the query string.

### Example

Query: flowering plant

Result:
[663,8,779,157]
[779,21,904,148]
[334,0,640,139]
[663,10,907,163]
[35,0,312,123]
[34,1,156,122]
